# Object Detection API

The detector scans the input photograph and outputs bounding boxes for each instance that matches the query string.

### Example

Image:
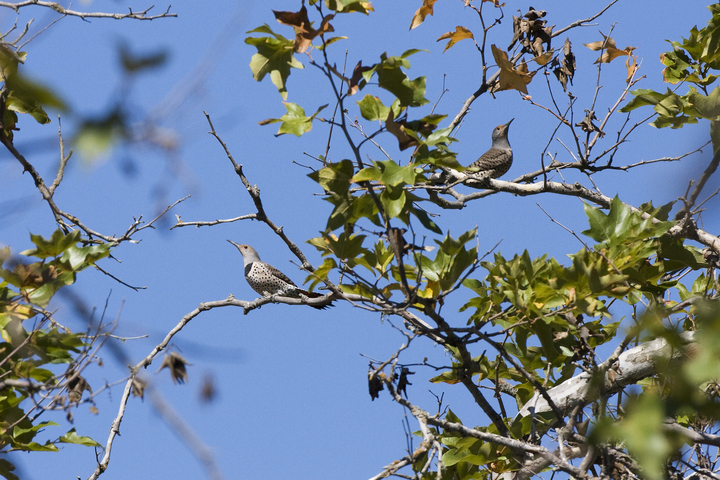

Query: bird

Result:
[227,240,332,310]
[465,118,514,180]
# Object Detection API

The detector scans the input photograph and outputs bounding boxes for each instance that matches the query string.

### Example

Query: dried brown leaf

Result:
[532,50,554,66]
[200,373,217,403]
[348,61,372,95]
[575,109,605,137]
[584,33,635,64]
[385,109,417,151]
[369,368,384,401]
[326,61,370,95]
[132,377,147,399]
[397,367,414,397]
[625,55,638,84]
[67,371,92,404]
[274,6,335,53]
[524,7,546,20]
[157,351,192,384]
[553,38,576,92]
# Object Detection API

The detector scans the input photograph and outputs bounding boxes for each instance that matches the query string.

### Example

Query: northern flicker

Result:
[466,118,514,180]
[227,240,332,310]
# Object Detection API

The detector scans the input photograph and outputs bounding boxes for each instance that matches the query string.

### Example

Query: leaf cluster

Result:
[621,4,720,150]
[0,230,108,468]
[241,2,720,479]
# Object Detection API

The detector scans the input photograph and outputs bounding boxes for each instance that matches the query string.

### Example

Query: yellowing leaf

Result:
[437,26,474,52]
[491,45,534,94]
[626,55,638,84]
[531,50,554,66]
[409,0,437,30]
[419,280,441,298]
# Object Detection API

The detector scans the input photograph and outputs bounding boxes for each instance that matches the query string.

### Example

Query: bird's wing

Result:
[265,263,298,287]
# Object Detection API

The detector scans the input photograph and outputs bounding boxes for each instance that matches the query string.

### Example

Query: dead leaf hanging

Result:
[274,6,335,53]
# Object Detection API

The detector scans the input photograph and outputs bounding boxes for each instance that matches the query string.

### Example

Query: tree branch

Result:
[0,2,176,20]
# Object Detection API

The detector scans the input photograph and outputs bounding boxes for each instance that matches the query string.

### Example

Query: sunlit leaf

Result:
[409,0,437,30]
[437,26,474,52]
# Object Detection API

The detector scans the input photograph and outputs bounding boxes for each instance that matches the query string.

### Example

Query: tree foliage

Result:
[239,2,720,479]
[5,1,720,480]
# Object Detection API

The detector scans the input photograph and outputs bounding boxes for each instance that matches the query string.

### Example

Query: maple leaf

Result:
[385,109,417,151]
[274,6,335,53]
[409,0,438,30]
[491,44,534,94]
[437,26,474,52]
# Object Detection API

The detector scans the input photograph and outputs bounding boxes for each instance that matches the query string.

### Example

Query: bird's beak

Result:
[227,240,241,249]
[505,118,514,128]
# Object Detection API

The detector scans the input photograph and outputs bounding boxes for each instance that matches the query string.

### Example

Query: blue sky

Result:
[0,1,716,479]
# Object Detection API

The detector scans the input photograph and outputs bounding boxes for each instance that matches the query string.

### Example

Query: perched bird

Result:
[466,118,514,180]
[227,240,332,310]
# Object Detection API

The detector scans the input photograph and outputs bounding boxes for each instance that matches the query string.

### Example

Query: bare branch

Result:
[0,2,176,21]
[552,0,620,37]
[171,214,257,230]
[204,112,317,271]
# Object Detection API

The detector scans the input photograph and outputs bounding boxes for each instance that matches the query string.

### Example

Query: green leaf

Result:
[414,144,463,170]
[378,160,416,186]
[445,408,463,424]
[364,51,429,108]
[412,205,442,234]
[352,194,381,225]
[59,428,102,447]
[259,102,327,136]
[324,233,368,260]
[21,230,81,259]
[304,257,337,290]
[246,26,304,100]
[582,196,673,245]
[0,246,10,268]
[4,73,66,125]
[11,441,58,452]
[308,159,354,193]
[688,86,720,118]
[316,36,347,50]
[608,395,679,480]
[118,42,168,73]
[73,107,128,161]
[12,421,58,439]
[352,165,383,183]
[0,458,20,480]
[357,95,390,121]
[323,193,354,232]
[60,243,111,271]
[620,89,667,112]
[713,120,720,155]
[380,185,406,219]
[26,271,75,307]
[430,368,461,384]
[423,124,454,146]
[323,0,373,14]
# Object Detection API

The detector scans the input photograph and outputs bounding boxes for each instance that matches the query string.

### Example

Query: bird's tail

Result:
[298,289,334,310]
